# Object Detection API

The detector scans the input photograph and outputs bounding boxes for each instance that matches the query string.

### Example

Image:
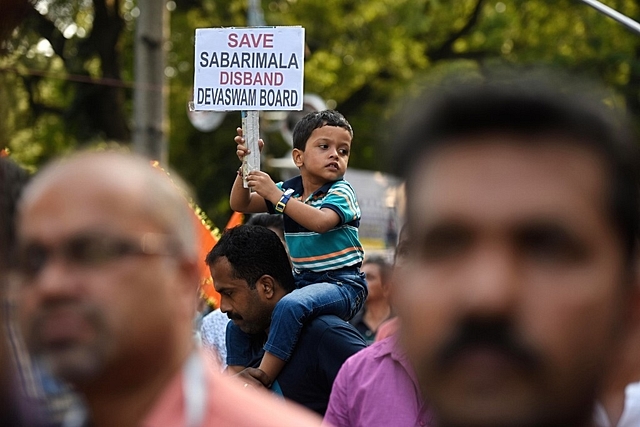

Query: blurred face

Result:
[293,125,352,183]
[395,136,635,427]
[210,257,273,335]
[362,263,384,302]
[16,171,192,387]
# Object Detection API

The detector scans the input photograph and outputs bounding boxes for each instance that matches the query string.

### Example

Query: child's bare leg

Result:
[226,365,244,375]
[258,352,286,387]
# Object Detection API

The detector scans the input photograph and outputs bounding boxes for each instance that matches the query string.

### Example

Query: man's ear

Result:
[292,148,304,168]
[175,258,202,316]
[257,274,277,299]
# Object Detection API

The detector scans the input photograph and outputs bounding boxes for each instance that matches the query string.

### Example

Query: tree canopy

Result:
[2,0,640,226]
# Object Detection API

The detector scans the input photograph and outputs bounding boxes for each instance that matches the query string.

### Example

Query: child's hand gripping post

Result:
[240,111,261,188]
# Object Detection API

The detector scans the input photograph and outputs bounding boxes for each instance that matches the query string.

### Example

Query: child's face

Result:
[294,125,352,183]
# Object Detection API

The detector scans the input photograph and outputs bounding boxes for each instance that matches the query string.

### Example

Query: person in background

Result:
[199,305,230,371]
[193,292,213,344]
[208,224,366,415]
[14,151,322,427]
[325,224,431,427]
[390,69,640,427]
[374,224,409,342]
[349,256,391,344]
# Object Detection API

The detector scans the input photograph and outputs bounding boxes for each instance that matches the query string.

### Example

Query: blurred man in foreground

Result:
[391,71,640,427]
[14,151,321,427]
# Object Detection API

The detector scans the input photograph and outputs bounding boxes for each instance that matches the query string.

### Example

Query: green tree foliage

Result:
[2,0,640,225]
[1,0,132,166]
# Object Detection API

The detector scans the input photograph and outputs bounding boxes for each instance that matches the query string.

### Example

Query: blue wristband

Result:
[275,189,295,213]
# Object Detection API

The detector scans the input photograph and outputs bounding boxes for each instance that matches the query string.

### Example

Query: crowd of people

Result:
[1,35,640,426]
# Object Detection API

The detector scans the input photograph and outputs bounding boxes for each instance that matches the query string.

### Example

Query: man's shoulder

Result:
[327,178,356,193]
[306,314,359,332]
[339,336,394,369]
[282,315,366,414]
[354,335,395,359]
[298,315,366,348]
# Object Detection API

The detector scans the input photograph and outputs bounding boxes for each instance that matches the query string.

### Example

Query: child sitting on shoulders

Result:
[228,110,367,387]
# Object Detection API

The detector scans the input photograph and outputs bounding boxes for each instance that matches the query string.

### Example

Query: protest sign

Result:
[193,26,305,111]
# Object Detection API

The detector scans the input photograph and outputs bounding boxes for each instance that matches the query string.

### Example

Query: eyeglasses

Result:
[16,232,179,280]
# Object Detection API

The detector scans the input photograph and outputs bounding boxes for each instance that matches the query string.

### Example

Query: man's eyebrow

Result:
[213,282,230,293]
[509,218,583,235]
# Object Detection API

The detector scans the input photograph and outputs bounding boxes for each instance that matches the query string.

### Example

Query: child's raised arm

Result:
[270,198,340,233]
[229,127,269,213]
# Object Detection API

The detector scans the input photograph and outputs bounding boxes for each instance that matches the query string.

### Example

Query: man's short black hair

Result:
[205,225,295,292]
[392,69,640,262]
[292,110,353,151]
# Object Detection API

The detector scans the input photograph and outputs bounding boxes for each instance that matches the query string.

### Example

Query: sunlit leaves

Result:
[5,0,640,225]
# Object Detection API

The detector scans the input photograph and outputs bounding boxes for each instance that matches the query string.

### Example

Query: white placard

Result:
[193,27,305,111]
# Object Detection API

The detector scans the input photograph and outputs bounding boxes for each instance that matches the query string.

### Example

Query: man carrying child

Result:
[228,110,367,387]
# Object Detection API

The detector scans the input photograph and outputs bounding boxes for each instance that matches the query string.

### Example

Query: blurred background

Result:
[1,0,638,252]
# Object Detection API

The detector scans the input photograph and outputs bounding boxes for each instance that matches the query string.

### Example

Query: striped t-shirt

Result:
[266,175,364,272]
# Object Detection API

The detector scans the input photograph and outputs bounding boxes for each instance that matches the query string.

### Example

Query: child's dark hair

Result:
[292,110,353,151]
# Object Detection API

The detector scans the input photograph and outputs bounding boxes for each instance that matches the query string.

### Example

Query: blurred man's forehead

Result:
[19,170,160,245]
[24,154,144,201]
[408,136,609,227]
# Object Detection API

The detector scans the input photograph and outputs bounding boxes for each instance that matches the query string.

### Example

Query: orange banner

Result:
[193,205,221,308]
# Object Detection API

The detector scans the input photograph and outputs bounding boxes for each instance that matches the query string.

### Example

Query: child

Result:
[228,110,367,387]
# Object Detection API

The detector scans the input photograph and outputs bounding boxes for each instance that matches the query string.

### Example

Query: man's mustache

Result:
[435,318,542,371]
[226,312,242,321]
